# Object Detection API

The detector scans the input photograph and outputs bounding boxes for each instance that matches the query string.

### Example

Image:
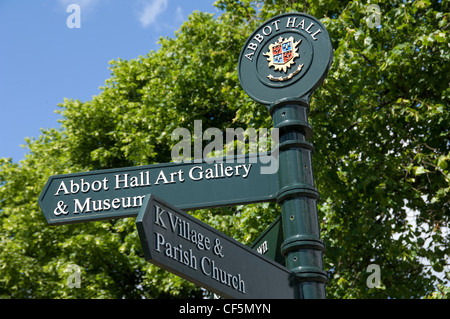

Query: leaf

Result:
[414,166,429,175]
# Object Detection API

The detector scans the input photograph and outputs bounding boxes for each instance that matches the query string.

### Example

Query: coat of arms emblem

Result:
[263,36,303,82]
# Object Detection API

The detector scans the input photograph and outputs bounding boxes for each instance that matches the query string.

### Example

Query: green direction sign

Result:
[238,12,333,106]
[136,194,300,299]
[39,154,278,225]
[251,215,284,266]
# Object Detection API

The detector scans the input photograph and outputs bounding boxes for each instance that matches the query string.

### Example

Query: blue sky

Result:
[0,0,218,162]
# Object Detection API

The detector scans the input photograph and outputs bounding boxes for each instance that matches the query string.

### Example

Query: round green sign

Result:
[238,13,333,106]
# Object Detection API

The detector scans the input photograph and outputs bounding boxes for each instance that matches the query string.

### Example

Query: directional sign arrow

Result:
[39,154,278,225]
[136,194,301,299]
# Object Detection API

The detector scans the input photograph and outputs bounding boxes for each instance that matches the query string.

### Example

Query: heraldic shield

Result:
[273,41,293,64]
[263,36,301,73]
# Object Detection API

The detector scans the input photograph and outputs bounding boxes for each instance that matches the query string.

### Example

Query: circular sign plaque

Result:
[238,13,333,106]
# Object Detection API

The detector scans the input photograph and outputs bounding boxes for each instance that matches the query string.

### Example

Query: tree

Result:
[0,0,448,298]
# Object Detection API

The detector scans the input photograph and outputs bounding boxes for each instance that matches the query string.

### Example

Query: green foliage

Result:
[1,0,448,298]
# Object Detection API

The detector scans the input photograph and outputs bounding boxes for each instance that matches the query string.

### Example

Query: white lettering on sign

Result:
[244,16,323,62]
[73,195,145,214]
[244,20,281,62]
[52,163,254,217]
[200,257,246,293]
[152,204,246,295]
[54,177,109,196]
[256,240,268,255]
[285,17,322,40]
[188,163,252,181]
[155,232,198,270]
[114,171,152,189]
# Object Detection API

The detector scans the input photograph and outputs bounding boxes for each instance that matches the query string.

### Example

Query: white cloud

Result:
[137,0,169,28]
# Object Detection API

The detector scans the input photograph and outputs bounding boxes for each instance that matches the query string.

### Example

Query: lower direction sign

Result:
[136,194,301,299]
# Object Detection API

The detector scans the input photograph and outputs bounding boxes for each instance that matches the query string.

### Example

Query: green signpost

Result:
[237,12,333,298]
[38,12,333,299]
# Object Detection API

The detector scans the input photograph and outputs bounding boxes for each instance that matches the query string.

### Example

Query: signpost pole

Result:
[237,12,333,299]
[271,98,327,298]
